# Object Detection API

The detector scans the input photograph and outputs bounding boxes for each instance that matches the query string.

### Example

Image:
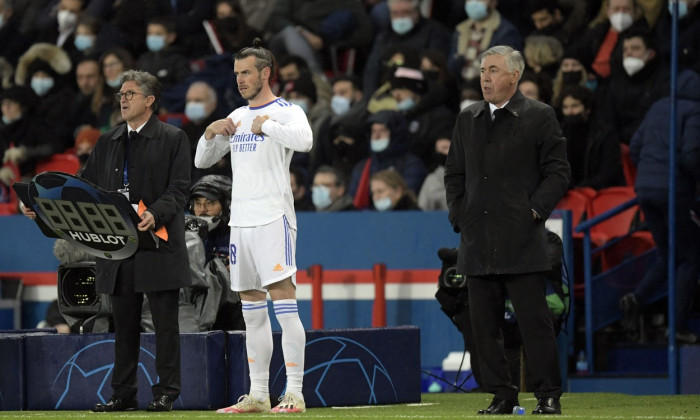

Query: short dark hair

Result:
[120,70,162,111]
[148,15,176,33]
[331,75,362,91]
[278,54,310,72]
[315,165,348,188]
[527,0,559,15]
[622,26,655,50]
[236,38,277,79]
[557,85,593,111]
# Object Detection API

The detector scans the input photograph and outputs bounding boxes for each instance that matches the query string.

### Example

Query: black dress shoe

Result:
[147,394,173,412]
[532,397,561,414]
[477,398,518,414]
[91,396,138,412]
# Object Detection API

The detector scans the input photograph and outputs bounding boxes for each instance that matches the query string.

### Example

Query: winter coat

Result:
[81,114,192,293]
[445,91,570,275]
[630,69,700,200]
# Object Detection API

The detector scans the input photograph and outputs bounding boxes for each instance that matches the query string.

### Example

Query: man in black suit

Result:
[81,70,191,412]
[444,45,570,415]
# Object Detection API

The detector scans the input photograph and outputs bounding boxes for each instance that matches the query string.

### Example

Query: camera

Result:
[437,248,466,289]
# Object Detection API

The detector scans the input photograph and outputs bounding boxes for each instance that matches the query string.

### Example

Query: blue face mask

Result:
[465,0,489,21]
[290,98,309,114]
[396,97,415,111]
[31,77,54,97]
[371,137,390,153]
[185,101,208,122]
[331,95,351,116]
[311,185,332,209]
[2,113,20,125]
[146,34,166,52]
[106,77,122,88]
[391,17,414,35]
[668,1,689,18]
[74,34,95,51]
[374,196,393,211]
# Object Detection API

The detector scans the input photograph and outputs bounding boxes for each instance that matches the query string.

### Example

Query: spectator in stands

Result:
[389,66,456,166]
[35,0,85,53]
[526,0,588,47]
[0,86,52,183]
[366,45,420,113]
[349,110,426,208]
[290,165,314,212]
[519,69,552,104]
[315,75,368,176]
[370,169,420,211]
[0,0,33,67]
[523,34,563,81]
[555,85,625,189]
[182,81,230,183]
[363,0,451,96]
[236,0,275,33]
[601,26,669,144]
[654,0,700,74]
[277,54,331,106]
[620,69,700,345]
[99,47,135,128]
[266,0,373,76]
[71,14,126,64]
[70,57,112,130]
[72,125,99,168]
[15,43,75,153]
[550,44,593,106]
[211,0,261,54]
[575,0,647,81]
[311,165,356,211]
[448,0,522,86]
[420,49,460,112]
[417,128,451,211]
[137,16,191,91]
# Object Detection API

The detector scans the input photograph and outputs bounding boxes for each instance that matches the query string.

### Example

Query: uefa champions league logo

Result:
[51,340,158,409]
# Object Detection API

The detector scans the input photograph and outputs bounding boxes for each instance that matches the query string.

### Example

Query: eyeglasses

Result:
[193,200,219,210]
[115,91,146,101]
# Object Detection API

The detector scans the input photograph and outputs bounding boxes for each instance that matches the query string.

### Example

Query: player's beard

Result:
[241,74,263,101]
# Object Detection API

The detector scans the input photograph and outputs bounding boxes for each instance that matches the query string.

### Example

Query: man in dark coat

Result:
[82,70,191,412]
[444,46,570,415]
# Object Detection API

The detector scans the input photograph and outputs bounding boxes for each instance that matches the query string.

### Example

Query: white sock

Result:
[273,299,305,399]
[242,300,272,401]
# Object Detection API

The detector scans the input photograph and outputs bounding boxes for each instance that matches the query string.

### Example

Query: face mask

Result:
[396,97,415,111]
[106,76,122,88]
[197,215,221,232]
[290,98,309,114]
[31,77,54,97]
[562,70,583,85]
[465,0,489,21]
[391,17,414,35]
[185,101,208,121]
[311,185,332,209]
[146,34,166,52]
[371,137,390,153]
[77,153,90,164]
[331,95,351,116]
[2,113,20,125]
[57,10,77,31]
[609,12,633,32]
[669,1,689,18]
[374,196,393,211]
[623,56,645,76]
[74,34,95,51]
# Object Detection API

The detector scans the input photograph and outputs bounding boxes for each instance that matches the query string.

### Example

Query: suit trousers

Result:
[467,272,562,401]
[110,256,181,400]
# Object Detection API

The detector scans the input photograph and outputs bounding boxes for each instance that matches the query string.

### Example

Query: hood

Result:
[366,110,409,158]
[15,43,72,86]
[676,69,700,102]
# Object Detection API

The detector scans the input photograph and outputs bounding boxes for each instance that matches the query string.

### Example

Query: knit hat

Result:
[286,73,317,104]
[0,85,38,110]
[390,67,426,94]
[74,126,101,149]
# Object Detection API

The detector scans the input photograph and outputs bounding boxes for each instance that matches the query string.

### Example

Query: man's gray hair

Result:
[120,70,162,111]
[188,80,218,105]
[481,46,525,81]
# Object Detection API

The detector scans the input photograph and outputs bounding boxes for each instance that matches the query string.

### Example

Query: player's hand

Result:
[138,210,156,231]
[251,115,269,135]
[204,118,237,140]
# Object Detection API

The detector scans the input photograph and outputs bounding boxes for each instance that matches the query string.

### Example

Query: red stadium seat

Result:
[35,153,81,175]
[620,143,637,187]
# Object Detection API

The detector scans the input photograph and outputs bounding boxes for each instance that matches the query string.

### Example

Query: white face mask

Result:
[371,137,390,153]
[331,95,351,116]
[609,12,633,32]
[374,196,393,211]
[57,10,78,31]
[185,101,208,121]
[311,185,332,209]
[622,56,645,76]
[31,77,55,96]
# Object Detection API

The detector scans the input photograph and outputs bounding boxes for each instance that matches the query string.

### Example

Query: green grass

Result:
[2,393,700,419]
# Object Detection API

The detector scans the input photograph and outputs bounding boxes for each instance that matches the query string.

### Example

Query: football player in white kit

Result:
[194,39,313,414]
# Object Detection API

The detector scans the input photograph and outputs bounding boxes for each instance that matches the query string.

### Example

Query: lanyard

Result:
[123,130,133,189]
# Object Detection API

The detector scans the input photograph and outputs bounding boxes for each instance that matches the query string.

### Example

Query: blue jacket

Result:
[630,69,700,199]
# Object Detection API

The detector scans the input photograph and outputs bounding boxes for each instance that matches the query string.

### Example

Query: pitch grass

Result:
[2,393,700,419]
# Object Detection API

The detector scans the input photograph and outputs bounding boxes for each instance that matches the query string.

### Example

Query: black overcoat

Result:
[445,90,570,276]
[82,114,192,293]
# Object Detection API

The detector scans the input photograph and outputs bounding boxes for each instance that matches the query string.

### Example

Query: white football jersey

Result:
[194,97,313,228]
